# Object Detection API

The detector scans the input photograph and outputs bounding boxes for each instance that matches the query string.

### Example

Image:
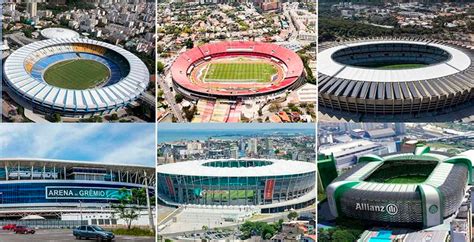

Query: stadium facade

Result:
[3,38,149,117]
[171,41,305,100]
[326,146,473,228]
[0,158,155,221]
[157,159,316,213]
[318,38,474,118]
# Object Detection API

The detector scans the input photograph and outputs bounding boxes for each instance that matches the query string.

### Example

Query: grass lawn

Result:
[44,59,110,90]
[374,63,427,70]
[384,175,427,184]
[204,62,277,83]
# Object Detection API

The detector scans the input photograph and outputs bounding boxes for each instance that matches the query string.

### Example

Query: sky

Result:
[0,124,155,166]
[157,123,316,143]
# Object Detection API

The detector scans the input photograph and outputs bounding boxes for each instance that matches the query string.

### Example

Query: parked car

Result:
[14,226,35,234]
[2,224,16,230]
[73,225,115,241]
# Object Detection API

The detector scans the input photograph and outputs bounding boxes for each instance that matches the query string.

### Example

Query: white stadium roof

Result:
[40,28,80,39]
[318,40,472,82]
[3,38,149,112]
[157,158,316,177]
[0,158,154,169]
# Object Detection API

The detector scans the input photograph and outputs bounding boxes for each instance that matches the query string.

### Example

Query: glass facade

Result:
[0,160,155,206]
[158,172,315,206]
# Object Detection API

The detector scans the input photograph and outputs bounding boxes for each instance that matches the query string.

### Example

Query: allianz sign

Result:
[355,203,398,215]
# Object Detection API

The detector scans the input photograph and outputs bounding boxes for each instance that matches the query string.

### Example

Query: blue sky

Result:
[0,124,155,166]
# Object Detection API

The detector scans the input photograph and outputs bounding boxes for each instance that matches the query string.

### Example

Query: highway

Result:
[157,72,185,122]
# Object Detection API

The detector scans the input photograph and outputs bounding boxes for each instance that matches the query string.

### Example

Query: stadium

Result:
[318,37,474,119]
[3,38,149,117]
[157,158,316,213]
[171,41,305,100]
[326,146,473,228]
[0,158,155,227]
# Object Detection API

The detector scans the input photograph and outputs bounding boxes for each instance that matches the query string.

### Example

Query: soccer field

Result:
[384,175,427,184]
[204,62,277,83]
[43,59,110,90]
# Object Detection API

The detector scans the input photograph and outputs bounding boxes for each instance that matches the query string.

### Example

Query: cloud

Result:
[0,124,155,167]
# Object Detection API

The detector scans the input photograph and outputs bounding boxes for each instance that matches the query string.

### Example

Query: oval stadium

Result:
[171,41,305,99]
[326,146,473,228]
[318,38,474,120]
[157,159,316,213]
[3,38,149,117]
[0,158,154,226]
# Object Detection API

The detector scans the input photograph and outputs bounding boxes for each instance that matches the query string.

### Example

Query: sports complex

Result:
[171,41,305,99]
[157,159,316,213]
[318,37,474,119]
[326,146,473,228]
[0,158,155,226]
[3,38,149,117]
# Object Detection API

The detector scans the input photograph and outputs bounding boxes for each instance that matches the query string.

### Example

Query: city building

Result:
[319,140,388,168]
[26,0,37,18]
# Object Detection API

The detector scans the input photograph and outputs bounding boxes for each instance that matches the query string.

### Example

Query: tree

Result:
[110,113,119,121]
[184,38,194,49]
[175,93,184,103]
[157,61,165,74]
[332,230,357,242]
[287,211,298,220]
[111,188,142,230]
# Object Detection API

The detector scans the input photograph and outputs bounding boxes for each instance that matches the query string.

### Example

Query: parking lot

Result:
[0,229,154,242]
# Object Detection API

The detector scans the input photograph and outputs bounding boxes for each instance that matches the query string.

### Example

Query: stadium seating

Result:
[25,44,129,87]
[171,41,304,97]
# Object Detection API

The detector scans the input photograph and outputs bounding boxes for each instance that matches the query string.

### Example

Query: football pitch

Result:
[204,62,277,83]
[44,59,110,90]
[384,175,427,184]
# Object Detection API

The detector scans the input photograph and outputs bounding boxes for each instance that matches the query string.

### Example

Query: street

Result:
[0,229,154,242]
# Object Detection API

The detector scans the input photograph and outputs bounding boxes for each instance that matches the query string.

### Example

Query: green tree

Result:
[287,211,298,220]
[175,93,184,103]
[110,113,119,121]
[157,61,165,74]
[332,230,357,242]
[111,188,140,230]
[184,38,194,49]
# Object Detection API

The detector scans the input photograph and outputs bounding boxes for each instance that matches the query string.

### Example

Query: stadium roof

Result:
[3,38,149,111]
[0,158,154,170]
[157,158,316,177]
[40,28,80,39]
[318,40,472,82]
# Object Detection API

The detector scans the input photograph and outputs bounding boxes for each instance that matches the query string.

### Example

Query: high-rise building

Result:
[395,123,406,135]
[230,146,239,159]
[248,138,258,155]
[27,0,37,18]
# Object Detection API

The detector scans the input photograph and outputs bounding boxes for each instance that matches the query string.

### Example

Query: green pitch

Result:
[373,63,427,70]
[384,175,427,184]
[204,62,277,82]
[44,59,110,90]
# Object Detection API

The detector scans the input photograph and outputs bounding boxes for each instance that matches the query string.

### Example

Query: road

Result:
[157,73,185,122]
[161,206,316,238]
[0,229,154,242]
